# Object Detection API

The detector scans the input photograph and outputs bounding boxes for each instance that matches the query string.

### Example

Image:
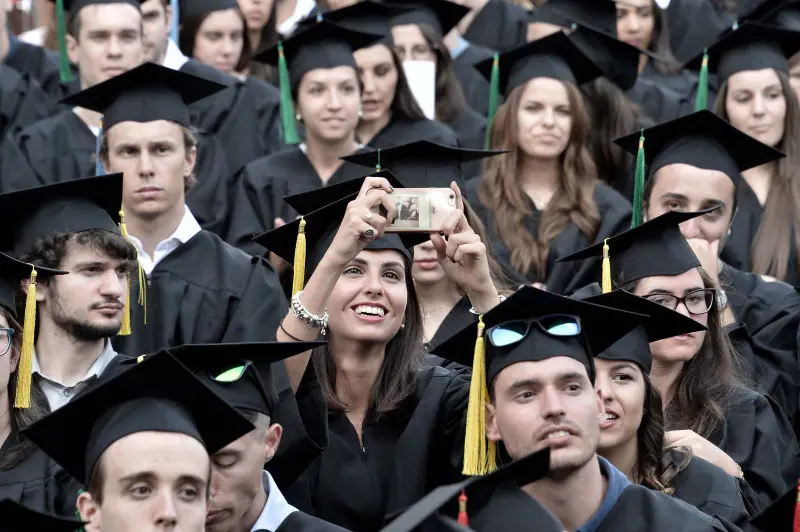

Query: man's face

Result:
[140,0,171,63]
[104,121,196,222]
[646,163,735,250]
[37,237,128,341]
[207,420,281,532]
[79,431,211,532]
[66,4,144,88]
[486,357,603,477]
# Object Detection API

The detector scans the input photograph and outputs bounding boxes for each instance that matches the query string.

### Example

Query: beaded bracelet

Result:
[291,291,329,336]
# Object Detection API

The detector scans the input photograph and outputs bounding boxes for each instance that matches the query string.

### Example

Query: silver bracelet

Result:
[291,291,329,336]
[469,294,507,315]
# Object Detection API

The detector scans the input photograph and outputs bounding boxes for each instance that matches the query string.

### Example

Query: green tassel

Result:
[56,0,72,82]
[483,54,500,149]
[631,131,645,229]
[376,148,381,171]
[277,41,299,144]
[694,49,709,111]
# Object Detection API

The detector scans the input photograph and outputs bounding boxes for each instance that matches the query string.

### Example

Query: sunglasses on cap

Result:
[487,315,582,348]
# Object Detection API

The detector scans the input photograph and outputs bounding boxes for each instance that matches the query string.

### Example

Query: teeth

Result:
[355,305,385,317]
[604,413,618,421]
[545,430,570,439]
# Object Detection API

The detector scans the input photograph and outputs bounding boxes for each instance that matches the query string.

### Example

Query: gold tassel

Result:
[15,267,37,408]
[137,354,147,363]
[119,207,147,327]
[601,238,612,294]
[119,273,132,336]
[463,316,496,475]
[292,217,307,296]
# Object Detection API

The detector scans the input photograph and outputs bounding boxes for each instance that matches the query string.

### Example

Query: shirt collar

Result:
[7,33,19,61]
[162,39,190,71]
[449,35,470,60]
[127,205,201,252]
[32,340,118,386]
[251,470,298,532]
[577,456,631,532]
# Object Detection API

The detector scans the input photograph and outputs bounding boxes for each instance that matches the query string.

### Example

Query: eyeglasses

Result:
[642,288,716,315]
[210,361,252,383]
[0,328,12,357]
[487,315,582,348]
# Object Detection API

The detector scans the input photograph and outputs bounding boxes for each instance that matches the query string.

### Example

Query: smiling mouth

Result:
[354,304,386,317]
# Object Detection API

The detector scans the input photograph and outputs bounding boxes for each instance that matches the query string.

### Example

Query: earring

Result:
[400,322,405,329]
[357,108,363,119]
[295,113,302,122]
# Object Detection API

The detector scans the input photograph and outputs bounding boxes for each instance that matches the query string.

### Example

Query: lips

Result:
[414,258,439,270]
[601,409,619,429]
[538,425,577,442]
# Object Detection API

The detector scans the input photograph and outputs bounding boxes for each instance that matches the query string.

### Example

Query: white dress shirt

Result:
[277,0,316,36]
[127,205,202,275]
[251,470,299,532]
[162,39,190,71]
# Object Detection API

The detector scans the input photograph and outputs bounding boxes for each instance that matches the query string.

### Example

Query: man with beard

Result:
[0,174,136,411]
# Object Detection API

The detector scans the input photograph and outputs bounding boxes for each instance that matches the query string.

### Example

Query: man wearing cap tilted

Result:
[0,174,136,412]
[23,348,254,531]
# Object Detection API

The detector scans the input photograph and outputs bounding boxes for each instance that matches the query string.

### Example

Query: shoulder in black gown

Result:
[451,42,499,117]
[461,0,528,52]
[5,40,64,99]
[274,510,350,532]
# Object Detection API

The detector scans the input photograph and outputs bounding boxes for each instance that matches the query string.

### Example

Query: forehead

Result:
[102,431,209,477]
[302,66,359,85]
[391,23,426,43]
[727,68,782,90]
[201,9,244,30]
[107,120,184,145]
[594,357,642,376]
[354,44,394,67]
[139,0,164,15]
[521,77,569,103]
[79,4,142,30]
[652,164,734,200]
[527,22,562,41]
[61,233,122,263]
[637,267,704,293]
[354,248,406,266]
[496,356,589,388]
[616,0,652,8]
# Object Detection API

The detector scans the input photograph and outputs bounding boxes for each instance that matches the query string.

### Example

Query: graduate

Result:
[61,63,288,356]
[430,286,741,532]
[22,348,254,531]
[615,110,800,432]
[559,210,799,509]
[685,22,800,285]
[467,31,633,295]
[0,498,84,532]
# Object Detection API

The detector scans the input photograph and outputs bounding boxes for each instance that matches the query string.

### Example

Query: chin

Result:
[548,447,592,475]
[361,110,386,124]
[411,268,446,285]
[653,338,701,363]
[597,431,621,452]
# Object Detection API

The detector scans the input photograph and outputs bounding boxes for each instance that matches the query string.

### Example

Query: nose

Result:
[540,386,566,420]
[752,94,767,115]
[99,269,125,299]
[679,218,701,240]
[328,88,343,110]
[363,270,385,295]
[361,72,375,95]
[107,35,123,57]
[596,376,614,403]
[541,107,556,127]
[153,492,179,527]
[138,151,156,180]
[221,37,237,57]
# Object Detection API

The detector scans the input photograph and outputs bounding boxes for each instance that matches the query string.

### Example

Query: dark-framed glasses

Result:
[208,361,252,383]
[487,315,582,348]
[0,328,13,357]
[643,288,716,315]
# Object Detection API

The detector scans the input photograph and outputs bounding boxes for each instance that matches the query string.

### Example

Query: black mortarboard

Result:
[178,0,239,21]
[613,110,784,187]
[340,141,506,189]
[284,170,405,215]
[0,252,66,318]
[60,62,227,130]
[530,0,617,36]
[296,0,412,36]
[739,0,799,28]
[22,349,254,484]
[684,22,800,85]
[49,0,140,13]
[0,174,123,257]
[381,448,562,532]
[474,30,603,98]
[384,0,470,38]
[162,342,325,416]
[749,481,800,531]
[557,210,707,285]
[0,499,84,532]
[759,0,800,29]
[575,286,707,373]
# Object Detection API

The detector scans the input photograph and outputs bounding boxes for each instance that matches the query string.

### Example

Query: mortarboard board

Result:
[61,62,228,131]
[531,0,617,36]
[749,480,800,531]
[381,448,562,532]
[557,210,708,287]
[0,499,84,532]
[0,253,66,320]
[340,141,506,189]
[23,348,254,485]
[737,0,799,28]
[178,0,238,22]
[384,0,470,38]
[429,286,647,475]
[613,110,785,188]
[284,170,405,215]
[759,0,800,29]
[296,1,413,37]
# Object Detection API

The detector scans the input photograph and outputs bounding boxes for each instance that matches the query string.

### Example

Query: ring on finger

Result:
[364,228,375,238]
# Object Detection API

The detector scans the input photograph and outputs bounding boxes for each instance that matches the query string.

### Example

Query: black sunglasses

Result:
[487,315,582,348]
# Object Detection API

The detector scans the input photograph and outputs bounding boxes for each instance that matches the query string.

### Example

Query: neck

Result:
[330,337,385,413]
[125,202,186,258]
[0,386,11,447]
[242,475,268,532]
[638,53,648,74]
[650,359,684,407]
[741,161,776,186]
[35,321,107,387]
[155,39,169,65]
[524,456,607,531]
[519,156,561,192]
[0,30,10,64]
[417,278,462,311]
[74,107,104,129]
[276,0,297,27]
[599,436,639,483]
[443,28,460,52]
[357,111,392,146]
[304,134,359,184]
[249,29,262,51]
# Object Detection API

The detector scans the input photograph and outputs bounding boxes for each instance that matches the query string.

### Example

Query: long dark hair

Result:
[179,7,253,73]
[647,1,681,75]
[416,23,469,124]
[0,312,48,470]
[380,43,427,122]
[714,71,800,282]
[312,256,424,416]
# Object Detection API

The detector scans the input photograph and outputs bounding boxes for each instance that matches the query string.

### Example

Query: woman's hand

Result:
[431,182,500,313]
[665,429,742,477]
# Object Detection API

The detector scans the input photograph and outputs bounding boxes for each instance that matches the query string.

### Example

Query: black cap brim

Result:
[284,170,405,215]
[296,0,413,36]
[178,0,239,22]
[0,499,85,531]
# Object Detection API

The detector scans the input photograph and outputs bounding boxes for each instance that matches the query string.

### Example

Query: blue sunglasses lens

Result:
[489,323,527,346]
[541,316,580,336]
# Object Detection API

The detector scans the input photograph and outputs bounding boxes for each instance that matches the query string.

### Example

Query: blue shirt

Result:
[449,35,470,60]
[577,457,631,532]
[6,33,20,63]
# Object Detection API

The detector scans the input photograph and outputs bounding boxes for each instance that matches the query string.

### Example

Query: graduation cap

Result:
[254,185,429,297]
[22,348,254,485]
[576,286,708,373]
[340,141,506,189]
[758,0,800,29]
[737,0,800,28]
[284,170,405,215]
[381,448,562,532]
[383,0,470,38]
[255,20,382,145]
[429,286,647,476]
[0,499,84,532]
[748,480,800,531]
[530,0,617,36]
[296,0,413,36]
[613,110,785,188]
[60,62,227,131]
[685,22,800,109]
[178,0,238,22]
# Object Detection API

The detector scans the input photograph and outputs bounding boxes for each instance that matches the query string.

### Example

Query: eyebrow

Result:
[72,260,109,269]
[660,193,725,208]
[351,257,405,269]
[608,362,637,373]
[644,287,705,296]
[507,371,587,391]
[118,471,206,486]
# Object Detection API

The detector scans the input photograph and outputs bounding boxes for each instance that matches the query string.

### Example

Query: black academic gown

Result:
[274,511,350,532]
[462,0,529,53]
[445,108,487,179]
[626,76,694,124]
[0,63,61,144]
[366,117,459,149]
[466,180,633,295]
[285,365,469,532]
[5,39,64,99]
[666,0,731,63]
[451,43,498,117]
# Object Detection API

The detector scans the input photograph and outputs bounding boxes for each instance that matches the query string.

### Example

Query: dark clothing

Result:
[5,39,64,99]
[462,0,529,52]
[451,42,499,117]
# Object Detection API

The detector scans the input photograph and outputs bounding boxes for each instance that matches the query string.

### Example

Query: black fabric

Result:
[665,0,731,63]
[364,117,459,149]
[451,43,498,117]
[443,107,487,175]
[386,0,470,38]
[177,0,238,21]
[4,41,64,99]
[626,76,694,125]
[273,509,350,532]
[462,0,528,52]
[0,497,83,531]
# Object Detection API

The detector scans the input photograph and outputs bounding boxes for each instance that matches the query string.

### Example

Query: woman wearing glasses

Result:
[560,210,799,509]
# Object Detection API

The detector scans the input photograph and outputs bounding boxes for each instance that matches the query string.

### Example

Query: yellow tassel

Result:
[292,217,307,297]
[601,238,612,294]
[137,354,147,363]
[15,267,37,408]
[463,317,496,475]
[120,207,147,326]
[119,272,132,336]
[138,262,147,325]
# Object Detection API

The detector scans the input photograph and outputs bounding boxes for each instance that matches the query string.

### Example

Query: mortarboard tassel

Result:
[458,490,469,526]
[55,0,72,82]
[484,54,500,150]
[463,316,496,476]
[631,131,645,229]
[694,49,709,111]
[169,0,179,43]
[119,208,147,329]
[601,239,612,294]
[277,41,300,145]
[292,217,307,296]
[95,119,105,176]
[15,267,37,408]
[794,480,800,532]
[118,209,132,336]
[376,148,381,171]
